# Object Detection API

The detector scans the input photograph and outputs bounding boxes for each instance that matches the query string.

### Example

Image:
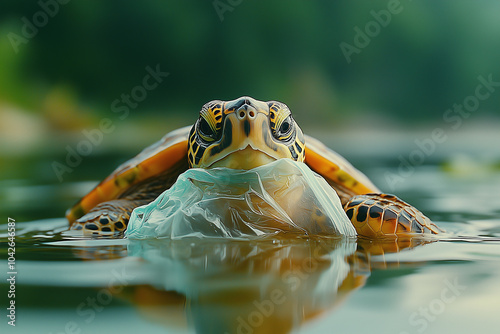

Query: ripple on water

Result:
[1,163,500,333]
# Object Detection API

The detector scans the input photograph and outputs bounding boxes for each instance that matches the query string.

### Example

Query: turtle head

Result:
[188,96,305,169]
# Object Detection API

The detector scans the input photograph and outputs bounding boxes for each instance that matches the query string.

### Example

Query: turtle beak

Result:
[209,146,277,169]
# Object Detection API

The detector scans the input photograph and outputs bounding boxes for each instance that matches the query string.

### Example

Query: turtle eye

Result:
[274,116,294,141]
[279,117,291,133]
[198,117,217,142]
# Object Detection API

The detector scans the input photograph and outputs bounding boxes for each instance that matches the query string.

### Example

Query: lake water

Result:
[1,132,500,334]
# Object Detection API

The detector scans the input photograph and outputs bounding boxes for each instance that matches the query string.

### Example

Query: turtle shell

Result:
[66,126,191,223]
[304,135,380,203]
[67,128,379,223]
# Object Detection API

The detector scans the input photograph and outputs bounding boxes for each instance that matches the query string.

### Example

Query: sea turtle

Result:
[67,96,441,237]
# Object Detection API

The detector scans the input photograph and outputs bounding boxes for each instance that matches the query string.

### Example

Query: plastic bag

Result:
[125,159,355,239]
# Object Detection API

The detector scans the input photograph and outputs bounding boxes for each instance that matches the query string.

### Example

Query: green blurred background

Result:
[1,0,499,220]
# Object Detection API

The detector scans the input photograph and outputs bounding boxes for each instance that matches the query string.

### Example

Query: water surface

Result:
[1,140,500,334]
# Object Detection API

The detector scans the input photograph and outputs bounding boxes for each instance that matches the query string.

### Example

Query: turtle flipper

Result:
[344,193,442,238]
[70,198,148,234]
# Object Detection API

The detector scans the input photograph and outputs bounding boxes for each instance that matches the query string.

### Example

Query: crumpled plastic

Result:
[125,159,355,239]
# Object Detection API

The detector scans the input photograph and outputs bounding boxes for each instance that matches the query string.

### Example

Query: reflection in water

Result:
[4,215,436,333]
[122,237,425,334]
[4,218,499,333]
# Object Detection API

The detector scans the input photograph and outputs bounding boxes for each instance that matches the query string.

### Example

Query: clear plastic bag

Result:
[125,159,355,239]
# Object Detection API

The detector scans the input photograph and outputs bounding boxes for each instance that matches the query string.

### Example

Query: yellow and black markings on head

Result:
[188,97,306,168]
[268,100,306,160]
[198,100,224,142]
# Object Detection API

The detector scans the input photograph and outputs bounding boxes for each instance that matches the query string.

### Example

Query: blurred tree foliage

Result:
[1,0,499,128]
